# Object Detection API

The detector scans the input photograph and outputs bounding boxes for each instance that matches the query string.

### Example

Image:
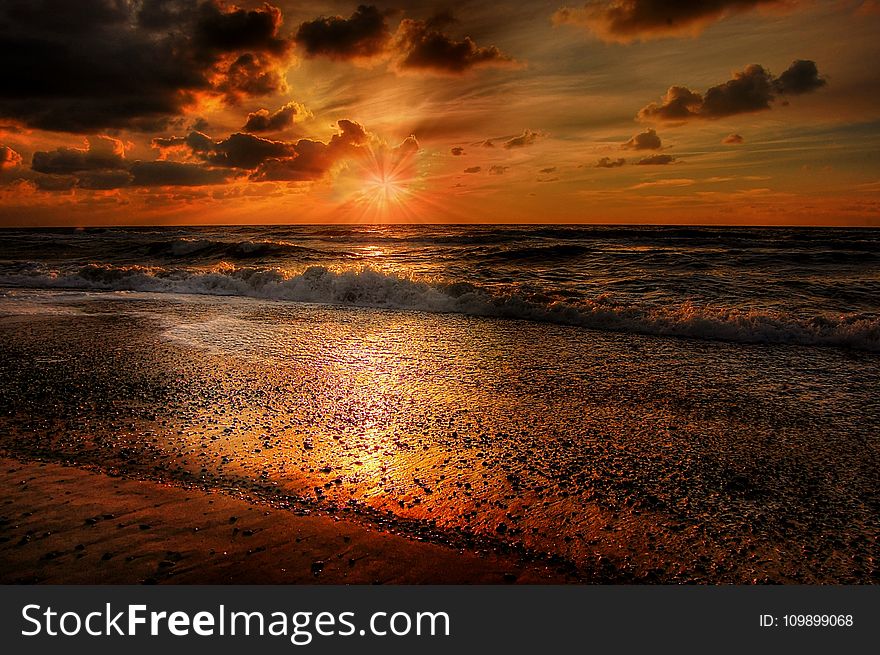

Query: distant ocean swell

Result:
[1,263,878,352]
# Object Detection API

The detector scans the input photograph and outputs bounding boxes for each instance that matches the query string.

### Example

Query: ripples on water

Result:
[0,224,878,350]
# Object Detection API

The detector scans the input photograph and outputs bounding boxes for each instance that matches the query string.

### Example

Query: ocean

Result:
[0,224,878,582]
[0,224,878,349]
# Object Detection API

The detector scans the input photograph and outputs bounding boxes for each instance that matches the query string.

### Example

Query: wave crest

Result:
[1,263,878,351]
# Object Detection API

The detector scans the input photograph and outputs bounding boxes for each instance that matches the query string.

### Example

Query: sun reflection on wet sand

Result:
[2,291,877,583]
[131,296,880,582]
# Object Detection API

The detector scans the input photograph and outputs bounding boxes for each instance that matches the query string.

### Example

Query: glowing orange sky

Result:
[0,1,878,226]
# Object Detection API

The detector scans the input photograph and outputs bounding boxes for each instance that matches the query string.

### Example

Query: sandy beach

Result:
[1,292,877,584]
[0,457,568,584]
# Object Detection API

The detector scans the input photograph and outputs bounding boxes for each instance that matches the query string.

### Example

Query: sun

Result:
[362,170,409,208]
[346,146,420,221]
[333,137,456,223]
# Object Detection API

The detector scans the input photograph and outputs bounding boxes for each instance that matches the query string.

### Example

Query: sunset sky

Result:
[0,0,878,226]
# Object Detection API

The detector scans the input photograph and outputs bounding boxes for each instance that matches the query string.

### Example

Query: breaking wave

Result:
[1,263,878,351]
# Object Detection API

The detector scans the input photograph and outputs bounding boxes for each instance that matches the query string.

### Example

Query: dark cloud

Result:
[29,132,232,189]
[136,0,198,30]
[596,157,626,168]
[394,16,514,74]
[701,64,775,117]
[33,175,77,191]
[130,161,232,187]
[638,86,704,122]
[773,59,826,95]
[193,1,289,56]
[554,1,791,43]
[639,60,825,122]
[243,102,308,133]
[213,53,288,102]
[722,133,745,145]
[191,117,211,133]
[464,166,481,173]
[251,120,371,181]
[155,131,296,169]
[0,146,23,170]
[295,5,391,60]
[205,133,298,169]
[451,147,465,156]
[0,1,295,132]
[636,154,675,165]
[31,137,127,174]
[622,128,662,150]
[152,130,215,155]
[76,169,135,190]
[6,0,131,34]
[151,120,378,183]
[504,129,541,149]
[489,165,509,175]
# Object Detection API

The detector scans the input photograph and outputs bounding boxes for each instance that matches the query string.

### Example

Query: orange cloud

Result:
[0,145,22,170]
[243,101,311,133]
[251,120,372,181]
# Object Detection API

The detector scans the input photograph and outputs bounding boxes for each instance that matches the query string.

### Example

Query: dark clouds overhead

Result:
[295,5,392,60]
[0,0,295,132]
[394,16,514,74]
[722,133,745,145]
[292,6,513,74]
[193,1,289,56]
[596,157,626,168]
[639,60,826,122]
[554,1,792,42]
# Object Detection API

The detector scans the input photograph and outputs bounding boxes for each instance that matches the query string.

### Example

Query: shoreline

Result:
[1,297,877,585]
[0,456,570,585]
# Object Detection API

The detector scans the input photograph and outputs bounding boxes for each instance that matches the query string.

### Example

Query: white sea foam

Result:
[1,263,878,351]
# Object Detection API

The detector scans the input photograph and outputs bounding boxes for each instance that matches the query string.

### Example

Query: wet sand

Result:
[0,294,878,583]
[0,457,565,584]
